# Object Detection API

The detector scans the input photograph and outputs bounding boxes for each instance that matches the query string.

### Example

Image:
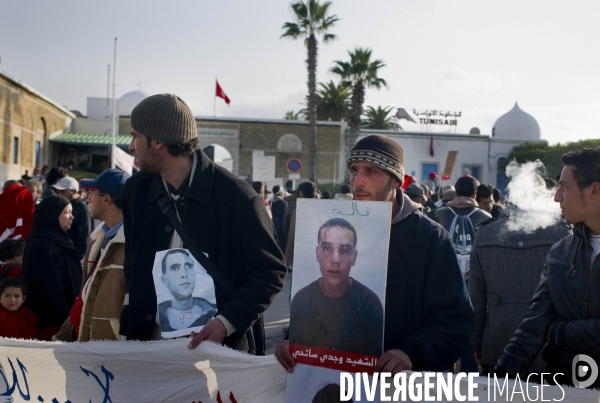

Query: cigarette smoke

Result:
[505,159,562,233]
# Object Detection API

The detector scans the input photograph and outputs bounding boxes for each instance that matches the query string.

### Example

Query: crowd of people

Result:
[0,166,128,342]
[0,92,599,390]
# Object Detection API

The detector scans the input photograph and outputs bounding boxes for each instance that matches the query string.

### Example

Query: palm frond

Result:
[284,110,307,120]
[320,15,340,30]
[315,80,352,121]
[330,61,350,78]
[322,33,337,43]
[283,0,336,42]
[362,106,401,130]
[281,22,302,39]
[291,2,308,19]
[367,77,388,90]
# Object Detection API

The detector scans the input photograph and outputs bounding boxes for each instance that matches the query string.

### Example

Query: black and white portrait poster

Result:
[286,199,391,403]
[152,248,218,338]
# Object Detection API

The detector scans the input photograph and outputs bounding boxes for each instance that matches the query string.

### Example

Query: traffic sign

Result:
[287,159,301,173]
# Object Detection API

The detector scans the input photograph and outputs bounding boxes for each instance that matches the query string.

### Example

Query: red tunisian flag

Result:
[215,80,231,105]
[0,184,34,242]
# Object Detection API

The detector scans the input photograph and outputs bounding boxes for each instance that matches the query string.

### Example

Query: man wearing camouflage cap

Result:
[122,94,286,354]
[277,134,474,374]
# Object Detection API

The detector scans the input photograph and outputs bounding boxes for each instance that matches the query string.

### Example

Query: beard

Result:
[352,178,396,202]
[137,146,162,173]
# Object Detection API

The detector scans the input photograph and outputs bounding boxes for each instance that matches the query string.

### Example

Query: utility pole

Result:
[111,38,117,169]
[107,64,110,108]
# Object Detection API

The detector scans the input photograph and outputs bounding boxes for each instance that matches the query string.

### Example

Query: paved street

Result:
[263,272,291,355]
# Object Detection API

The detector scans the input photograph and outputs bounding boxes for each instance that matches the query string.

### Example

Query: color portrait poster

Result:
[152,248,218,338]
[286,199,391,403]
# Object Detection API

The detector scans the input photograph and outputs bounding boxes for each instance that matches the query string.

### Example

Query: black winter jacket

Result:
[498,223,600,380]
[385,194,475,371]
[120,151,287,354]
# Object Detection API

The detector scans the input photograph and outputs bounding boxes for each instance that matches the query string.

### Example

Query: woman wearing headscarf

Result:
[23,195,82,340]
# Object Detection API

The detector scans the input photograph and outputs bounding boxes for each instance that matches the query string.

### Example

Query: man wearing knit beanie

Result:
[276,134,474,375]
[122,94,286,354]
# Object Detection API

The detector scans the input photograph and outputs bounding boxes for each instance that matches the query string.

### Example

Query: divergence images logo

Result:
[572,354,598,388]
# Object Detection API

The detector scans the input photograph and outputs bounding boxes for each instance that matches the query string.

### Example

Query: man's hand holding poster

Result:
[286,199,391,402]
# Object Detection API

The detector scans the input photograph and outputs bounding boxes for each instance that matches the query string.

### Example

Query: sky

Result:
[1,0,599,147]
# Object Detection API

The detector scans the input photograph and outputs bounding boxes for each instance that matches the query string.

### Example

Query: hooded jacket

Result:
[385,193,474,370]
[469,212,571,371]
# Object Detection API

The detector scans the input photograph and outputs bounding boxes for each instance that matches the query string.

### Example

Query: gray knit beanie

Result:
[347,134,405,184]
[131,94,197,145]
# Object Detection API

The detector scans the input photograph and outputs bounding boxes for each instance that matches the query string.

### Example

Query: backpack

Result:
[448,207,476,279]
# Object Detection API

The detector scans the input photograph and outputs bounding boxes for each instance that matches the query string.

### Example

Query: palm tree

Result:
[331,48,388,180]
[284,110,304,120]
[282,0,339,182]
[362,106,402,130]
[316,80,351,121]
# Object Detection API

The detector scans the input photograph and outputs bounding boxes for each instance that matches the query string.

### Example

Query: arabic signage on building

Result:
[413,109,461,126]
[197,128,240,138]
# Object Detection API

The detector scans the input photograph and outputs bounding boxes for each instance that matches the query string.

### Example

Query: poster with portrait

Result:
[286,199,391,403]
[152,248,218,338]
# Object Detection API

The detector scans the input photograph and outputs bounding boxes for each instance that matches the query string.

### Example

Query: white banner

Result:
[0,338,286,403]
[114,146,134,175]
[1,338,598,402]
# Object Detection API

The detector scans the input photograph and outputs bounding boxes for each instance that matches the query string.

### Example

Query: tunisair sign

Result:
[413,109,462,126]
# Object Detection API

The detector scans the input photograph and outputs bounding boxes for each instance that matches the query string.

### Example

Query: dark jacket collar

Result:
[148,150,214,204]
[573,222,591,244]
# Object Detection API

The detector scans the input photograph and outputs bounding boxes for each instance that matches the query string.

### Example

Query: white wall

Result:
[353,130,527,188]
[86,97,114,120]
[71,118,112,135]
[0,162,25,186]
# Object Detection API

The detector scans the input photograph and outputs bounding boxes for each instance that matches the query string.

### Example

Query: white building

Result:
[355,103,541,192]
[73,90,149,134]
[60,93,540,192]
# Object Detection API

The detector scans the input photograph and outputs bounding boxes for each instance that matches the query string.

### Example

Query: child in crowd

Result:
[0,277,38,339]
[0,238,25,280]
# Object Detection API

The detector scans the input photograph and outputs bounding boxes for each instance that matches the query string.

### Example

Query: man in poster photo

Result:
[289,218,383,356]
[159,249,217,332]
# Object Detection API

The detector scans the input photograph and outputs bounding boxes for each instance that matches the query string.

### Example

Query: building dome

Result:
[492,102,540,141]
[117,91,149,116]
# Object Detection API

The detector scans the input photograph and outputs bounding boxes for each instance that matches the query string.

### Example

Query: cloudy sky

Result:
[1,0,598,145]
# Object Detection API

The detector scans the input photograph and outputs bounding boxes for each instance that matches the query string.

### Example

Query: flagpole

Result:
[213,76,216,117]
[111,37,117,169]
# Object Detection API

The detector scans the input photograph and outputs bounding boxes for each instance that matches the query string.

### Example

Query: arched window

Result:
[277,134,302,152]
[203,144,233,172]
